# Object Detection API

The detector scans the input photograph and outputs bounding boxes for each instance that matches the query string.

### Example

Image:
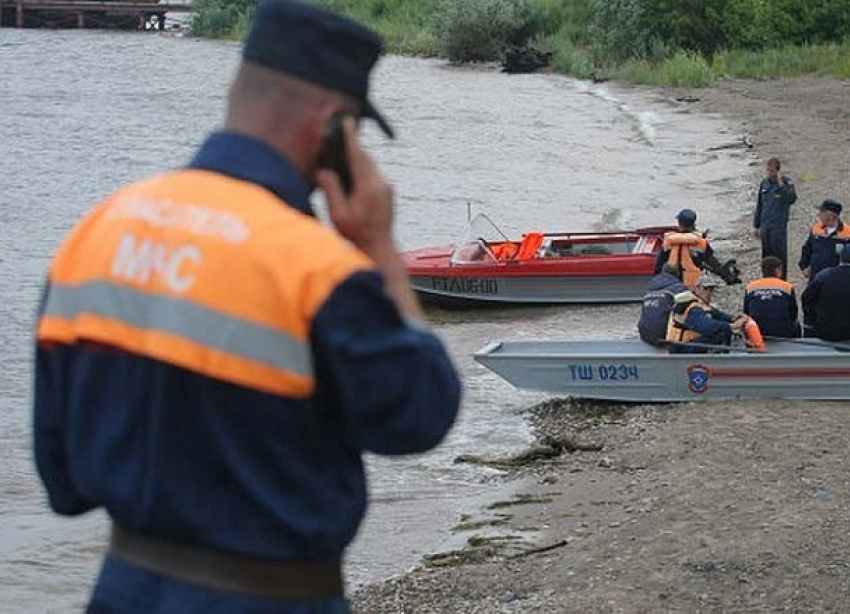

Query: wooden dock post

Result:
[16,0,23,27]
[77,11,84,27]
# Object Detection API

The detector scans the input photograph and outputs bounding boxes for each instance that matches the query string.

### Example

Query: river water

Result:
[0,29,753,610]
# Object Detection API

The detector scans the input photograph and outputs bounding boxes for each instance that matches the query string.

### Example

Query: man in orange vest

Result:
[654,208,741,288]
[666,274,748,353]
[32,2,461,612]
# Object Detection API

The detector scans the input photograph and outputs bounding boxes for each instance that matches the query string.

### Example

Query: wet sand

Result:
[351,76,850,613]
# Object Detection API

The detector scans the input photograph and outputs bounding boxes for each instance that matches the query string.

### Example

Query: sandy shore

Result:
[351,77,850,613]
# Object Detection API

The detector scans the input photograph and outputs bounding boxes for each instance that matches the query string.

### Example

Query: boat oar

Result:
[657,340,765,354]
[763,335,850,353]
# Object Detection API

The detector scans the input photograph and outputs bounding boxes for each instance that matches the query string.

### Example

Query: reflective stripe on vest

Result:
[37,169,373,398]
[745,277,794,295]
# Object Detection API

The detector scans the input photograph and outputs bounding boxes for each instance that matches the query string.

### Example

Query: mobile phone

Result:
[317,113,352,195]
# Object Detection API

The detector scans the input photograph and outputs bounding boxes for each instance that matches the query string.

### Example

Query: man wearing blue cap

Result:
[32,1,461,612]
[654,208,741,288]
[802,243,850,341]
[799,199,850,282]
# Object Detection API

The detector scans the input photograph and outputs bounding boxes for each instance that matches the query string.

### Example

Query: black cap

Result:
[677,208,697,225]
[243,0,394,138]
[819,199,842,215]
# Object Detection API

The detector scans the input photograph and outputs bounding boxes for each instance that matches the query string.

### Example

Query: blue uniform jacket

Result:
[743,278,799,338]
[753,176,796,230]
[638,272,686,345]
[683,304,735,337]
[801,264,850,341]
[799,221,850,279]
[33,133,462,613]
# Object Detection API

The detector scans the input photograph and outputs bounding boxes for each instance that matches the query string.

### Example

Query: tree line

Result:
[191,0,850,86]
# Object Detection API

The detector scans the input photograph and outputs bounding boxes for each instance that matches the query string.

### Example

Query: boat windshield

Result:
[449,213,511,264]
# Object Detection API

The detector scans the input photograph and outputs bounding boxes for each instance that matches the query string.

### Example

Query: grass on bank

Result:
[190,0,850,88]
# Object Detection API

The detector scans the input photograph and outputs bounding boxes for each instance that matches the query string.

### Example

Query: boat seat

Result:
[516,232,544,260]
[633,236,658,254]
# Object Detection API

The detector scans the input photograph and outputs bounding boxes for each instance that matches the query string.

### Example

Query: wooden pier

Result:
[0,0,194,30]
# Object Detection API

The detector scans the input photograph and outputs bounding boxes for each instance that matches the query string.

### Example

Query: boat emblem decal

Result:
[687,364,711,393]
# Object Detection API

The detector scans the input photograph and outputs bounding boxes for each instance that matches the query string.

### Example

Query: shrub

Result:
[191,0,255,38]
[432,0,547,63]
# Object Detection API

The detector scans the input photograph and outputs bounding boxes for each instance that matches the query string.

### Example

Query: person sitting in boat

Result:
[801,243,850,341]
[638,263,687,346]
[654,208,741,288]
[666,274,749,353]
[743,256,801,338]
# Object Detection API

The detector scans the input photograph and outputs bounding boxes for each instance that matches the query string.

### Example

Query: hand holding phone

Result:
[317,112,352,195]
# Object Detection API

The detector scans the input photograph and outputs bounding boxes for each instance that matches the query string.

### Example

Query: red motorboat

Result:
[403,213,674,306]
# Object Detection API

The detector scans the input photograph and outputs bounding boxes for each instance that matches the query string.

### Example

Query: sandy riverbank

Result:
[351,76,850,613]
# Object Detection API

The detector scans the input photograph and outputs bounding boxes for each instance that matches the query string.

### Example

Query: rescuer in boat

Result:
[802,243,850,341]
[666,274,749,353]
[637,263,687,346]
[798,199,850,283]
[654,208,742,289]
[743,256,801,338]
[32,2,461,612]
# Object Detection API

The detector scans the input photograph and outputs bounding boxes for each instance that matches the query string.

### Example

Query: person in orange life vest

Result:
[654,208,740,288]
[743,256,801,338]
[802,243,850,342]
[32,2,461,613]
[799,199,850,282]
[666,274,748,353]
[752,158,797,278]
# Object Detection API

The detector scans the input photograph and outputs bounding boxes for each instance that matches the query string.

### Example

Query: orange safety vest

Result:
[662,231,708,288]
[666,298,709,344]
[745,277,795,296]
[811,222,850,240]
[37,169,373,398]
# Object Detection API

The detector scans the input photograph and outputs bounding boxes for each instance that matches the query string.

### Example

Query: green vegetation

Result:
[191,0,850,86]
[191,0,254,39]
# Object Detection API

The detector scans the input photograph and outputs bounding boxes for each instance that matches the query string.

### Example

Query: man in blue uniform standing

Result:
[32,1,461,612]
[753,158,797,278]
[799,199,850,282]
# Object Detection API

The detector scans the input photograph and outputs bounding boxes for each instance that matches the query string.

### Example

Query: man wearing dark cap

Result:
[753,158,797,278]
[802,243,850,341]
[32,1,461,612]
[799,199,850,282]
[654,208,741,288]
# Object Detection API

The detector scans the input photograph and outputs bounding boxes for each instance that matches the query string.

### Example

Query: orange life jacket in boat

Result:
[663,231,708,288]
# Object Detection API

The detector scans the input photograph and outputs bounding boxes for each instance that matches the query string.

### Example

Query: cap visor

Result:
[365,100,394,139]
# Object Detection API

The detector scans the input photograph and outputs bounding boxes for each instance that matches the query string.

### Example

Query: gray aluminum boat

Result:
[473,339,850,402]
